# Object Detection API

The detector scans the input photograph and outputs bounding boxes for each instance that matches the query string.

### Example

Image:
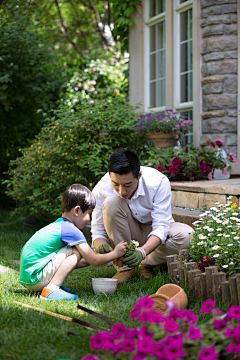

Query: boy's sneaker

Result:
[60,286,72,292]
[40,286,78,300]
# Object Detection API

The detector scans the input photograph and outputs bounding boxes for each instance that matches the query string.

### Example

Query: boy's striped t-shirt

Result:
[19,217,87,286]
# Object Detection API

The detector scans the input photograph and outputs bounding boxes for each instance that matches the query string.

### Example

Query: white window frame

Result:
[144,1,166,113]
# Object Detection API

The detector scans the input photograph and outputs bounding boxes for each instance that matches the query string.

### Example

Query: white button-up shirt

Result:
[91,166,174,245]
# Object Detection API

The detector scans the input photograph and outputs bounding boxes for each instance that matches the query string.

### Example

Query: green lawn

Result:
[0,209,230,360]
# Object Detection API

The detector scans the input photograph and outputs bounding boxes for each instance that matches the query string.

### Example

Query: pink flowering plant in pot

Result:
[134,110,192,139]
[82,296,240,360]
[142,145,226,181]
[209,141,240,170]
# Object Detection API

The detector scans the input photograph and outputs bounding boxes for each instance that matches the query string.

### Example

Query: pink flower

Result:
[168,166,179,174]
[90,80,96,85]
[78,83,82,88]
[81,355,97,360]
[116,62,120,66]
[138,296,154,309]
[111,58,115,62]
[175,124,180,129]
[130,304,142,319]
[69,50,72,54]
[48,47,52,51]
[85,49,89,53]
[164,344,186,360]
[90,333,104,350]
[103,60,107,64]
[85,84,89,89]
[116,54,120,59]
[208,172,212,180]
[163,320,180,333]
[112,323,125,340]
[94,91,98,94]
[121,59,125,64]
[230,152,236,156]
[172,158,183,167]
[211,142,215,147]
[200,300,215,313]
[215,140,223,147]
[225,343,240,353]
[236,158,240,163]
[132,351,147,360]
[214,318,228,331]
[137,338,154,354]
[188,324,202,340]
[199,346,220,360]
[125,327,138,339]
[93,67,97,71]
[121,338,135,352]
[157,164,165,172]
[170,113,174,118]
[228,306,240,320]
[90,100,94,104]
[138,326,154,340]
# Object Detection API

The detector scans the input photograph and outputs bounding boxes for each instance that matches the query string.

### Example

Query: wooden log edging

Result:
[166,250,240,305]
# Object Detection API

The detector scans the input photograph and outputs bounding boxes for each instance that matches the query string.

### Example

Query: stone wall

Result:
[200,0,238,155]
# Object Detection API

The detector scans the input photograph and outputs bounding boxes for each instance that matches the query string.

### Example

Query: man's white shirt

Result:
[91,166,174,245]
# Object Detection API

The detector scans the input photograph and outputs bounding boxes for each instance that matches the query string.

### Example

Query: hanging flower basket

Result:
[146,132,177,148]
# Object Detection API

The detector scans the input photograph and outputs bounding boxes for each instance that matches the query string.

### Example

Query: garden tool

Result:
[14,301,114,333]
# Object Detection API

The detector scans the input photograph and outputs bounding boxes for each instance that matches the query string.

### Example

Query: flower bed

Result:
[189,198,240,277]
[82,297,240,360]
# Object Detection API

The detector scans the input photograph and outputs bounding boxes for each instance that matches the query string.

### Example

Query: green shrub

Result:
[4,98,141,218]
[0,0,67,203]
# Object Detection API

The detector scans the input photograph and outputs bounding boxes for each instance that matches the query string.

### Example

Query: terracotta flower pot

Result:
[146,132,177,148]
[149,284,188,314]
[116,256,124,267]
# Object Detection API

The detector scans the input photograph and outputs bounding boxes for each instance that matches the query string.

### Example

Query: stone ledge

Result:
[172,208,202,228]
[170,179,240,196]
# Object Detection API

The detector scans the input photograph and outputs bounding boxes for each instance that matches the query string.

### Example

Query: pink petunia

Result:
[85,49,89,53]
[200,299,215,314]
[138,296,154,309]
[228,306,240,320]
[112,323,126,340]
[78,83,82,88]
[103,60,107,64]
[93,67,97,71]
[208,172,213,180]
[188,323,202,340]
[164,344,186,360]
[130,304,142,319]
[163,320,180,333]
[121,338,135,352]
[199,346,220,360]
[90,333,104,350]
[225,343,240,353]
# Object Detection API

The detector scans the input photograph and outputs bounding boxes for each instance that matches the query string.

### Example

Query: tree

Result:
[0,1,67,203]
[29,0,140,57]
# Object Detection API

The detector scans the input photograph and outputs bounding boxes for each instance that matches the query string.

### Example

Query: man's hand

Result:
[96,243,113,254]
[122,249,143,267]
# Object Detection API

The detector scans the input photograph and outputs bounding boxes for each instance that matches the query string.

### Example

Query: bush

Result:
[63,51,129,106]
[0,0,67,202]
[4,98,141,218]
[141,145,226,181]
[189,199,240,277]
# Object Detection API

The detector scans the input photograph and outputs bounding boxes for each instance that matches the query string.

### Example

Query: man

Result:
[91,149,193,283]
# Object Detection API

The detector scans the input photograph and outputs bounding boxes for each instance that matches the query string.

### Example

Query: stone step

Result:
[170,178,240,209]
[171,208,202,228]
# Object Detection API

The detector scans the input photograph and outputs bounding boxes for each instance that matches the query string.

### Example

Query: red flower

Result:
[210,142,215,147]
[172,157,183,167]
[215,140,223,147]
[168,165,179,174]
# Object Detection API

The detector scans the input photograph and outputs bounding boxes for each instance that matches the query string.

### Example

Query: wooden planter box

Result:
[166,249,240,305]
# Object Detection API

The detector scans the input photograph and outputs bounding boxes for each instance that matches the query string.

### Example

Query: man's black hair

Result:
[61,184,96,213]
[108,149,140,179]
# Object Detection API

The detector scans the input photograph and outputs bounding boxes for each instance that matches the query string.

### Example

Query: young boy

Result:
[19,184,127,300]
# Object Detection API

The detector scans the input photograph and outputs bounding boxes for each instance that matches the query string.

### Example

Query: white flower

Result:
[192,221,202,225]
[234,236,239,240]
[227,225,233,228]
[222,265,228,268]
[217,234,223,236]
[230,217,238,221]
[132,240,139,247]
[216,220,223,224]
[208,220,213,222]
[215,202,220,205]
[210,207,218,211]
[222,220,229,225]
[208,228,214,232]
[224,234,230,238]
[224,251,228,254]
[229,262,234,265]
[199,213,207,217]
[212,245,220,250]
[227,195,233,200]
[198,234,206,239]
[217,228,222,231]
[213,254,220,258]
[232,213,239,216]
[227,244,233,246]
[208,233,212,236]
[197,241,204,245]
[231,232,236,235]
[217,204,224,207]
[203,226,209,229]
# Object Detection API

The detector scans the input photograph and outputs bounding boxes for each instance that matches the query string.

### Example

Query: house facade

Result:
[129,0,240,174]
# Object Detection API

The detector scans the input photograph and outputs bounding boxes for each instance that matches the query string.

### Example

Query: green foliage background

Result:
[4,98,142,219]
[0,1,67,203]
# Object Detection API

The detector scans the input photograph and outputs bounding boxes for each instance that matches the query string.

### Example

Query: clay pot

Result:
[147,132,177,148]
[149,284,188,314]
[116,256,124,267]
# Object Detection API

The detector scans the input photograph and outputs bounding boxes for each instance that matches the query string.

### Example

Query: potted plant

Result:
[141,145,227,181]
[134,110,192,148]
[209,141,240,180]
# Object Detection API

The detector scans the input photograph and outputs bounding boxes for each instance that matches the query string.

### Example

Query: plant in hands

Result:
[122,240,146,268]
[82,297,240,360]
[114,241,128,258]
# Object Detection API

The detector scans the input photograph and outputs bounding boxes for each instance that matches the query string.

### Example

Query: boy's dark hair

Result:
[108,149,140,178]
[61,184,96,213]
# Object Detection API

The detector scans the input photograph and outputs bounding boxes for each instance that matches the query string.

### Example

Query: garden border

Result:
[166,249,240,306]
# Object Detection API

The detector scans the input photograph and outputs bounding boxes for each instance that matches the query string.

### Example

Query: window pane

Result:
[157,21,165,49]
[180,11,188,42]
[150,54,156,80]
[180,9,192,104]
[180,0,188,3]
[150,26,156,52]
[149,0,165,17]
[180,74,187,103]
[180,43,187,73]
[150,82,156,108]
[157,79,165,107]
[157,51,165,78]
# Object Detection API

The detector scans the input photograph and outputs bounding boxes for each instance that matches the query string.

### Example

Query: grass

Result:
[0,209,231,360]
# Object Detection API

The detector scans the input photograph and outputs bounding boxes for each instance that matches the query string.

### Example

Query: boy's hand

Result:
[96,243,113,254]
[122,248,146,267]
[114,241,128,258]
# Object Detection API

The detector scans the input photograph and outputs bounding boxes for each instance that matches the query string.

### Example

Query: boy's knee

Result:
[72,247,82,260]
